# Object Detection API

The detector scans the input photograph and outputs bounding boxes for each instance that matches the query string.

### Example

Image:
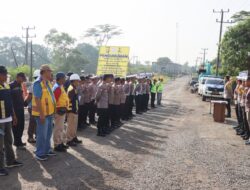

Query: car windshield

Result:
[206,79,224,85]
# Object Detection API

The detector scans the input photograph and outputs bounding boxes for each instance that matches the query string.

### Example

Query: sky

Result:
[0,0,249,66]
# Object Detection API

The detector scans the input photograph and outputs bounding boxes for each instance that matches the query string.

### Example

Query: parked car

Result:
[201,78,224,101]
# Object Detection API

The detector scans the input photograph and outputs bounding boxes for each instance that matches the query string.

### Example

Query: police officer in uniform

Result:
[113,77,122,127]
[135,77,142,114]
[82,76,91,127]
[89,76,98,125]
[145,78,151,111]
[96,74,113,136]
[129,75,136,117]
[77,75,86,130]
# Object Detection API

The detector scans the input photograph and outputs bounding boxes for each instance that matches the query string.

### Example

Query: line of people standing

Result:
[232,74,250,145]
[0,64,165,176]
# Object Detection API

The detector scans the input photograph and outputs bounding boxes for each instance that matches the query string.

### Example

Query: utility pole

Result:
[213,9,233,76]
[30,40,33,81]
[201,48,208,68]
[10,46,18,67]
[22,26,36,65]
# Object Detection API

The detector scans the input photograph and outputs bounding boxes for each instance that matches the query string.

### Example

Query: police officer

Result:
[141,77,147,112]
[135,77,142,114]
[89,76,98,125]
[120,78,127,121]
[234,77,244,130]
[145,78,151,111]
[224,76,233,118]
[245,73,250,145]
[108,77,118,130]
[96,74,113,137]
[123,76,131,120]
[77,75,86,130]
[128,76,136,118]
[82,76,91,127]
[113,77,122,127]
[238,79,250,140]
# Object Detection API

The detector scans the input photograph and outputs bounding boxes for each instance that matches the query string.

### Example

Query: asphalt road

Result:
[1,76,250,190]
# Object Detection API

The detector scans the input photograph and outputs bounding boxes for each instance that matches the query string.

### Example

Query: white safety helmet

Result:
[69,73,80,81]
[33,69,40,78]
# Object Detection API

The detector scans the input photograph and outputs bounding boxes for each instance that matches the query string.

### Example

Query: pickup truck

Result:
[201,78,224,101]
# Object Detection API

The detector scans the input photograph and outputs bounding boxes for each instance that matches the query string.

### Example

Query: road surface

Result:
[1,76,250,190]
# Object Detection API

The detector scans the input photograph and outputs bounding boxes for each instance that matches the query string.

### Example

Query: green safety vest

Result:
[151,83,157,93]
[157,82,163,93]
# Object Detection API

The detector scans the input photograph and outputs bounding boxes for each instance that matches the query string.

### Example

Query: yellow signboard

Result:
[96,46,130,77]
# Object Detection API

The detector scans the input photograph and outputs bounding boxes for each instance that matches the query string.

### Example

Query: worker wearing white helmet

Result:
[66,73,82,146]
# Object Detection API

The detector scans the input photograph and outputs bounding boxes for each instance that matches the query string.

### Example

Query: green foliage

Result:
[231,11,250,22]
[156,57,173,65]
[44,29,89,74]
[8,65,30,81]
[45,29,76,57]
[84,24,122,46]
[220,17,250,75]
[0,36,25,66]
[76,43,99,74]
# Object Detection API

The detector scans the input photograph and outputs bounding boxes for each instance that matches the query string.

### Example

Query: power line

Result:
[213,9,234,76]
[22,26,36,65]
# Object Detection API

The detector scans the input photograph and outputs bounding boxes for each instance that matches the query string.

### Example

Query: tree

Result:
[58,49,89,73]
[156,57,173,65]
[76,43,99,73]
[220,17,250,75]
[231,11,250,22]
[84,24,122,46]
[0,36,25,67]
[32,44,51,68]
[44,29,89,73]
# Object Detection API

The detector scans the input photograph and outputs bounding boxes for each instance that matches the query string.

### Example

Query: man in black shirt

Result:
[10,72,27,148]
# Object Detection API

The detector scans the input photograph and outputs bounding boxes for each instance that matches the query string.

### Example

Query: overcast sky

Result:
[0,0,249,66]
